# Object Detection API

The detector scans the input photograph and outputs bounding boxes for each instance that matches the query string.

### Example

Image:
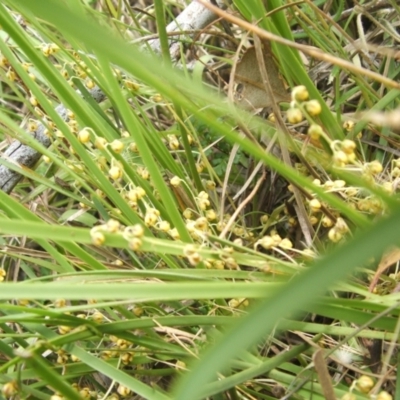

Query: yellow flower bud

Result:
[2,381,18,397]
[356,375,374,393]
[291,85,309,102]
[106,219,120,233]
[158,220,171,232]
[78,128,91,144]
[109,166,123,180]
[117,384,131,397]
[95,137,107,150]
[110,139,124,154]
[183,209,193,219]
[305,99,322,116]
[309,198,321,212]
[343,120,355,131]
[328,228,342,243]
[287,107,303,124]
[341,139,356,154]
[321,216,333,228]
[170,176,181,187]
[308,124,323,140]
[85,79,95,89]
[279,238,293,249]
[366,160,383,175]
[257,236,274,250]
[90,230,105,246]
[377,391,392,400]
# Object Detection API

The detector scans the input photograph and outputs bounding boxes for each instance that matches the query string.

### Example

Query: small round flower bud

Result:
[2,381,18,397]
[305,99,322,116]
[308,124,323,140]
[29,96,38,107]
[110,139,124,154]
[333,150,349,166]
[91,311,104,323]
[137,167,149,180]
[168,135,180,150]
[333,180,346,188]
[85,79,95,89]
[341,139,356,154]
[152,94,162,103]
[258,236,274,250]
[343,120,355,131]
[170,176,181,187]
[169,228,180,240]
[175,360,186,370]
[128,237,142,251]
[309,198,321,212]
[366,160,383,175]
[106,219,120,233]
[321,216,333,228]
[196,162,204,173]
[206,180,216,190]
[205,209,217,221]
[135,187,146,199]
[117,384,131,397]
[95,137,107,150]
[129,142,139,152]
[144,209,159,227]
[78,128,91,144]
[124,80,140,91]
[377,391,393,400]
[125,224,144,238]
[382,182,393,193]
[28,120,38,132]
[158,220,171,232]
[0,56,9,67]
[109,166,123,180]
[291,85,309,102]
[90,230,105,246]
[183,209,193,219]
[54,299,67,308]
[187,252,202,266]
[328,228,342,243]
[287,107,303,124]
[278,238,293,249]
[356,375,374,393]
[6,68,17,81]
[58,325,72,335]
[195,217,208,231]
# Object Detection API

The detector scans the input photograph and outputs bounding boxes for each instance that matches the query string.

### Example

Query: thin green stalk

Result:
[153,0,171,66]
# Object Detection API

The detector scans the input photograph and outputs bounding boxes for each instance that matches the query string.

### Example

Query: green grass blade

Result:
[173,206,400,399]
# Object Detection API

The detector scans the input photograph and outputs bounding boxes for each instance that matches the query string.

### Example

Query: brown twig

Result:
[219,170,266,239]
[198,0,400,90]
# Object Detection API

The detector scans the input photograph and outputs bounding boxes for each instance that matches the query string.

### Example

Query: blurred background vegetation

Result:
[0,0,400,399]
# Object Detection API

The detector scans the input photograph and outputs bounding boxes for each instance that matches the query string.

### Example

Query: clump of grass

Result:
[0,0,399,399]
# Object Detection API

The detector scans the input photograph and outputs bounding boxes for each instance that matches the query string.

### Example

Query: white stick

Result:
[148,0,219,59]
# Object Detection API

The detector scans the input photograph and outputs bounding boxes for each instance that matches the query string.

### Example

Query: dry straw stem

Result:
[198,0,400,90]
[0,0,221,194]
[219,169,266,239]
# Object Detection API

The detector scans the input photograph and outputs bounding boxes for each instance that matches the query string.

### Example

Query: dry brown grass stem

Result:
[198,0,400,90]
[219,170,266,240]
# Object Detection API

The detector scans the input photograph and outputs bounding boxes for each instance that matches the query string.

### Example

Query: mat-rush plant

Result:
[0,0,399,399]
